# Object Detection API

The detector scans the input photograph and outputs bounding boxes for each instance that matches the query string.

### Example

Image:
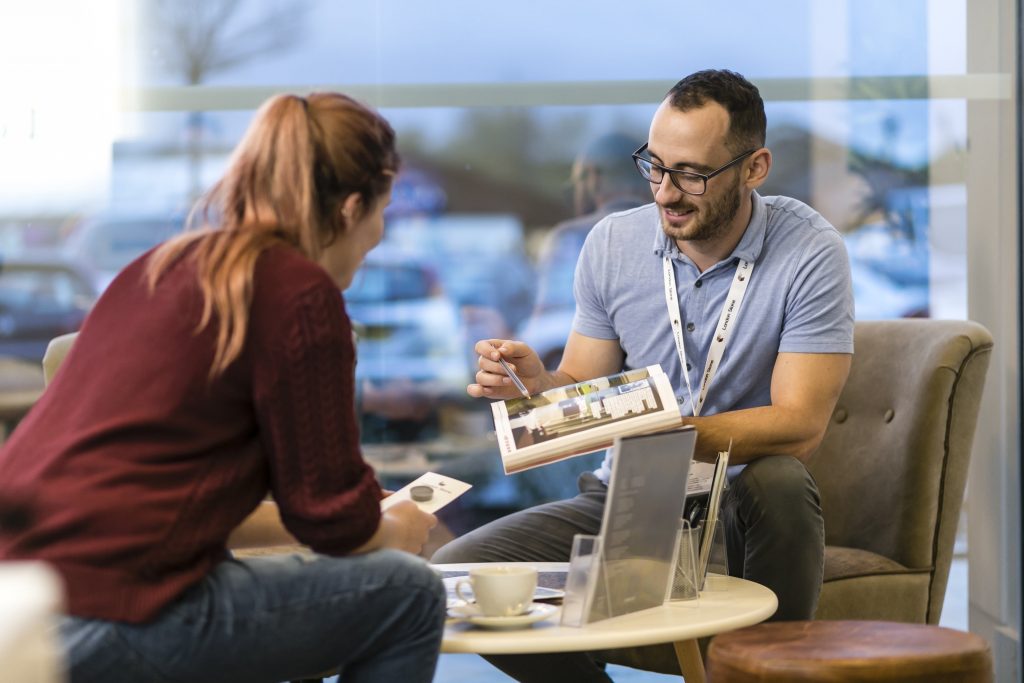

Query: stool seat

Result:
[707,620,992,682]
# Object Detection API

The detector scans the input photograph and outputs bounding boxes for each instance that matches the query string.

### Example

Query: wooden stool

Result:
[706,620,992,682]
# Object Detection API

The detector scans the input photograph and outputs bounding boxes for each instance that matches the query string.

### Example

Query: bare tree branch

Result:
[141,0,312,200]
[146,0,310,84]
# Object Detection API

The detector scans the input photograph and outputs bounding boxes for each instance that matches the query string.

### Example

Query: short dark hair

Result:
[665,69,766,154]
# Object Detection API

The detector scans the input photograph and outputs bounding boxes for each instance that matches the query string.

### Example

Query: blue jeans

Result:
[59,551,446,683]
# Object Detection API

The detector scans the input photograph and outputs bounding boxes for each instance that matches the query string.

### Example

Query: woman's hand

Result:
[357,499,437,555]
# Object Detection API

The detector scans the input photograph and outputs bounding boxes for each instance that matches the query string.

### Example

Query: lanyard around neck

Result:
[663,254,754,417]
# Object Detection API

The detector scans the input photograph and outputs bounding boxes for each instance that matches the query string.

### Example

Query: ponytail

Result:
[146,93,399,377]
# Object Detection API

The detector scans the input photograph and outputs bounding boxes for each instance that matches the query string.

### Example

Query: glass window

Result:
[0,0,976,517]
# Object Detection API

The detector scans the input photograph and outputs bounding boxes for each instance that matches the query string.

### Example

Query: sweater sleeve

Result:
[251,281,382,555]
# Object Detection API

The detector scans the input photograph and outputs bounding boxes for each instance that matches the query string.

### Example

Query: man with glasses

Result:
[434,69,854,682]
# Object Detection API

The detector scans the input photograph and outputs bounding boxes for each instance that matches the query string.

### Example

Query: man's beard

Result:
[659,175,742,244]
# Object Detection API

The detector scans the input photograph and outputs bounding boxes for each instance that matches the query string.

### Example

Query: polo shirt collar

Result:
[651,191,768,266]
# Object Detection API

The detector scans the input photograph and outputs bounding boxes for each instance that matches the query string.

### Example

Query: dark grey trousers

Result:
[431,455,824,683]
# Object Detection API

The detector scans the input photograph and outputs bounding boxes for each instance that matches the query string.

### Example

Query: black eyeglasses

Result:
[631,143,756,195]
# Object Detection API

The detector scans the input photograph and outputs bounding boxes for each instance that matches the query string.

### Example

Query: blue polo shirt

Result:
[572,192,854,483]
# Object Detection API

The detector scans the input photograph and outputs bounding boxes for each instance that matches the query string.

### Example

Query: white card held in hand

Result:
[380,472,472,514]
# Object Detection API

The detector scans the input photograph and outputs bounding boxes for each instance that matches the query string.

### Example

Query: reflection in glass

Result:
[0,0,972,523]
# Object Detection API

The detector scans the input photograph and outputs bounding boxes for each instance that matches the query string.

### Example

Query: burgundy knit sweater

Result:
[0,244,382,623]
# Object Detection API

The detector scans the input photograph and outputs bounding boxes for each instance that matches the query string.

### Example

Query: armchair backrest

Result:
[42,332,78,386]
[808,319,992,623]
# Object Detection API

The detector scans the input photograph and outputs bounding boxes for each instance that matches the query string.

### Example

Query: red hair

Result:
[146,92,398,376]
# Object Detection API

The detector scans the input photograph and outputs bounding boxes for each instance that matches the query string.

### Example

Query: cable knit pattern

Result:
[252,271,382,555]
[0,244,381,623]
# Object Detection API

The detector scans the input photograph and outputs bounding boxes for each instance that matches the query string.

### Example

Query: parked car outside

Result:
[62,211,185,293]
[344,246,473,442]
[383,214,536,335]
[0,254,96,362]
[843,185,931,319]
[345,246,470,385]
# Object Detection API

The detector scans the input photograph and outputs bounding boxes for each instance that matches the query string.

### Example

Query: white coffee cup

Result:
[455,565,538,617]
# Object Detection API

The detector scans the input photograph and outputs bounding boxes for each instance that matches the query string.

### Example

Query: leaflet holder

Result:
[560,534,606,627]
[560,427,697,627]
[700,517,731,591]
[670,518,701,602]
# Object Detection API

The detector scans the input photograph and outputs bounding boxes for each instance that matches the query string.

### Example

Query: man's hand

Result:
[467,339,549,399]
[467,333,627,401]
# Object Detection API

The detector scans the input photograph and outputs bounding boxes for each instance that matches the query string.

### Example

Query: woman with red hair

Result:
[0,92,445,683]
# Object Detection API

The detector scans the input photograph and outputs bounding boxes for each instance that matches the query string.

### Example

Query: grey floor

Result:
[428,556,970,682]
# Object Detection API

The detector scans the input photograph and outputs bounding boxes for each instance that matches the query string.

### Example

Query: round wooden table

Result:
[436,562,778,683]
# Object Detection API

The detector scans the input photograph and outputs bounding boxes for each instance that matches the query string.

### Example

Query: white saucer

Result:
[448,601,558,629]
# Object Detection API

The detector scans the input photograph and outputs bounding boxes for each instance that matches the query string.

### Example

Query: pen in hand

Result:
[496,356,530,398]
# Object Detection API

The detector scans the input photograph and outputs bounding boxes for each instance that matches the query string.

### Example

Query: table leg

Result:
[673,639,706,683]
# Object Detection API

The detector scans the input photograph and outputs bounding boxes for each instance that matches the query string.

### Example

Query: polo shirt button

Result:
[686,363,692,371]
[686,322,695,332]
[695,280,702,288]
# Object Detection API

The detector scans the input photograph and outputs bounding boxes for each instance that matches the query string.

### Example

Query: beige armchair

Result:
[810,319,992,624]
[600,319,993,676]
[41,332,79,386]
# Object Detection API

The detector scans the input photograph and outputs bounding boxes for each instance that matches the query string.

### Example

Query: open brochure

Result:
[491,364,684,474]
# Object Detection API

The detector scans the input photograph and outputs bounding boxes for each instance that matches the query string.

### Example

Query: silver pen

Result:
[496,356,530,398]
